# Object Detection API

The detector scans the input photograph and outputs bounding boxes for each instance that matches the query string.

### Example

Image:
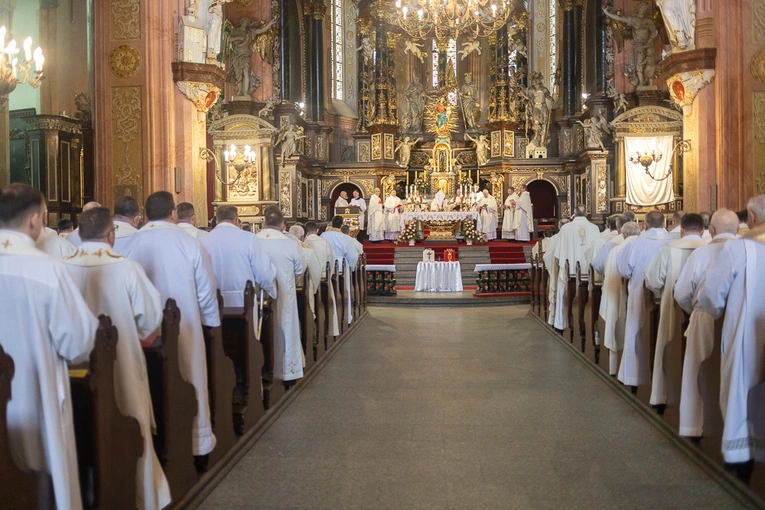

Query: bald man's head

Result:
[82,201,102,212]
[710,208,741,237]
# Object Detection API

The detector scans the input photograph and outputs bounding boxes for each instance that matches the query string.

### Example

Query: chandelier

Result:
[393,0,511,43]
[199,144,256,186]
[0,26,45,96]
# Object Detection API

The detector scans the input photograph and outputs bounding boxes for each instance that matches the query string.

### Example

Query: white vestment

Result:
[255,229,307,381]
[304,234,340,336]
[600,236,633,375]
[502,193,519,239]
[36,226,77,259]
[673,233,737,437]
[698,225,765,463]
[586,230,619,271]
[531,237,549,260]
[478,195,498,240]
[616,228,671,386]
[669,225,682,239]
[384,196,404,240]
[0,230,98,510]
[644,235,707,406]
[435,189,446,209]
[122,221,220,455]
[543,233,562,326]
[335,197,349,209]
[550,217,601,330]
[113,220,139,254]
[65,242,171,510]
[367,194,385,241]
[350,197,367,229]
[512,191,533,241]
[321,230,360,324]
[178,222,208,239]
[591,238,621,276]
[66,228,83,247]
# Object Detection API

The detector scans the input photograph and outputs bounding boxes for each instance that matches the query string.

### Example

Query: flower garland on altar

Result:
[398,222,420,242]
[461,219,483,242]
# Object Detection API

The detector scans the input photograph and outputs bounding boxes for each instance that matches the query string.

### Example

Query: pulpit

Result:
[335,206,361,237]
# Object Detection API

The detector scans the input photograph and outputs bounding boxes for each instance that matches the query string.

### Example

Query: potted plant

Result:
[461,219,483,246]
[398,222,419,246]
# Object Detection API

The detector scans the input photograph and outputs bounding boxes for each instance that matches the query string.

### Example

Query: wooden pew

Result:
[297,267,316,372]
[563,260,576,341]
[335,260,345,337]
[221,281,265,436]
[583,265,602,364]
[318,261,332,358]
[541,256,549,323]
[261,296,286,409]
[635,285,658,406]
[696,318,724,465]
[0,345,55,509]
[661,308,690,430]
[572,262,589,353]
[144,299,198,499]
[70,315,143,509]
[362,253,368,313]
[314,268,327,363]
[529,255,537,315]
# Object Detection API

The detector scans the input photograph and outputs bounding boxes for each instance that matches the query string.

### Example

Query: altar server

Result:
[122,191,220,459]
[200,205,277,307]
[66,201,101,247]
[543,218,569,326]
[368,188,385,242]
[0,184,98,510]
[644,213,708,408]
[64,208,171,510]
[478,189,498,241]
[512,185,533,242]
[256,206,307,382]
[698,195,765,470]
[616,210,671,388]
[384,189,404,240]
[112,195,142,253]
[550,205,600,331]
[501,187,519,239]
[177,202,208,239]
[36,202,77,259]
[304,221,340,337]
[674,209,739,438]
[350,190,367,230]
[322,215,360,324]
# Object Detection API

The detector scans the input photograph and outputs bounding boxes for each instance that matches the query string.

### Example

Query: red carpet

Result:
[362,241,469,264]
[487,240,535,264]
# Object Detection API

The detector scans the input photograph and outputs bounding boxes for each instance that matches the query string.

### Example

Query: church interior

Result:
[3,0,765,508]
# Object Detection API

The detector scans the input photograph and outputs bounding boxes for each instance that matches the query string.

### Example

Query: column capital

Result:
[560,0,574,12]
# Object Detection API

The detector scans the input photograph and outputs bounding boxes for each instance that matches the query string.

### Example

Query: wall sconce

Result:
[0,26,44,96]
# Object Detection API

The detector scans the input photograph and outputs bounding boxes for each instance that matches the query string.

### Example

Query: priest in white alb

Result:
[698,195,765,472]
[177,202,208,239]
[501,187,519,239]
[644,213,708,408]
[304,221,340,337]
[384,189,404,241]
[512,185,533,242]
[122,191,221,461]
[350,190,367,230]
[66,201,101,247]
[64,207,171,510]
[478,189,498,240]
[112,195,142,253]
[322,215,360,324]
[0,184,99,510]
[36,200,77,259]
[255,206,307,383]
[668,211,685,239]
[591,215,629,275]
[335,190,349,209]
[673,209,739,438]
[288,224,323,322]
[367,187,385,241]
[543,218,569,326]
[586,215,622,270]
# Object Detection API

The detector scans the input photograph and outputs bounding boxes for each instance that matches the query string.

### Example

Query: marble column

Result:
[311,2,325,122]
[561,0,576,116]
[279,1,290,102]
[304,10,314,120]
[593,0,607,93]
[573,0,583,111]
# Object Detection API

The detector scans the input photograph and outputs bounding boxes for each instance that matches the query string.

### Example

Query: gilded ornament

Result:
[754,52,765,84]
[109,45,141,78]
[111,0,140,40]
[756,0,765,42]
[279,171,292,217]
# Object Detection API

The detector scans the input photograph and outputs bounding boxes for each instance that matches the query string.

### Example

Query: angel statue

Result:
[604,2,660,88]
[357,35,374,66]
[576,110,611,152]
[613,93,628,115]
[523,72,553,149]
[274,122,306,165]
[465,133,489,167]
[459,39,481,61]
[224,17,276,97]
[395,136,422,168]
[403,72,426,133]
[403,39,426,63]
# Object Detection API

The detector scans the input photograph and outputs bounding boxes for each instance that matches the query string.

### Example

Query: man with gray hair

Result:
[285,223,323,322]
[674,209,739,440]
[698,195,765,479]
[66,200,102,247]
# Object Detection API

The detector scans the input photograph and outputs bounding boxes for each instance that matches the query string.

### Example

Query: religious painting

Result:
[491,131,501,158]
[503,130,514,157]
[371,133,382,160]
[384,133,394,160]
[425,94,458,142]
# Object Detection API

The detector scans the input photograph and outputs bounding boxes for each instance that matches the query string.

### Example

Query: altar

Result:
[402,211,481,240]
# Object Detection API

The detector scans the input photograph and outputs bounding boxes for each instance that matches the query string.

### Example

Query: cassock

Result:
[304,233,340,336]
[384,195,404,240]
[66,228,83,247]
[255,229,307,381]
[502,192,519,239]
[65,242,171,510]
[36,226,77,259]
[478,195,498,240]
[543,233,562,326]
[512,191,533,242]
[698,224,765,463]
[673,233,737,437]
[367,193,385,241]
[0,230,98,510]
[178,222,208,239]
[644,235,707,406]
[321,229,360,324]
[616,228,671,387]
[350,197,367,229]
[122,221,220,455]
[550,217,601,330]
[599,236,633,375]
[113,220,139,254]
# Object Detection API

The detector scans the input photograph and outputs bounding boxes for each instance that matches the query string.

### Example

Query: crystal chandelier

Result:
[199,144,256,186]
[393,0,511,43]
[0,26,45,97]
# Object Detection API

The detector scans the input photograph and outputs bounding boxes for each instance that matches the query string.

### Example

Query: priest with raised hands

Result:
[616,210,672,390]
[673,209,739,439]
[478,189,498,241]
[350,190,367,231]
[66,200,102,247]
[63,207,171,510]
[501,187,519,240]
[644,213,708,409]
[543,218,569,326]
[255,206,308,384]
[698,195,765,479]
[367,187,385,242]
[322,215,360,325]
[112,195,142,253]
[304,221,340,337]
[35,199,78,259]
[512,184,533,242]
[0,183,99,510]
[177,202,208,239]
[384,189,404,241]
[122,191,220,465]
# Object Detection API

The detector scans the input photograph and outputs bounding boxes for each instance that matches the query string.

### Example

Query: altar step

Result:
[393,246,490,287]
[487,241,535,264]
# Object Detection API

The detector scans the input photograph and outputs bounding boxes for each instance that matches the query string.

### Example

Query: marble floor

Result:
[201,306,745,509]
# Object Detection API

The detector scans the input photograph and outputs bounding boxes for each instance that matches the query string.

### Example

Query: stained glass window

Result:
[432,39,458,105]
[332,0,343,100]
[550,0,557,91]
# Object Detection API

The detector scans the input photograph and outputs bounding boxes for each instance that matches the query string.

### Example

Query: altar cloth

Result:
[414,261,463,292]
[402,211,482,230]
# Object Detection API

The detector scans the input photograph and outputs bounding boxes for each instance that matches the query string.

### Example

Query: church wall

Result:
[8,0,40,112]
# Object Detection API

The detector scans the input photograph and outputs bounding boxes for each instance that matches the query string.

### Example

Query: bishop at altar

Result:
[478,190,498,240]
[384,191,404,240]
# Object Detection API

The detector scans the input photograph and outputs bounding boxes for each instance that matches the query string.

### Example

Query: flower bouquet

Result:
[459,175,473,186]
[461,219,483,245]
[414,177,428,195]
[398,222,420,245]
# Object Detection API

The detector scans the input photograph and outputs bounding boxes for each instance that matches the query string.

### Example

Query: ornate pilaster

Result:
[561,0,576,116]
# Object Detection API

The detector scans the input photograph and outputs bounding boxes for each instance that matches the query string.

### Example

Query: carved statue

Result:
[613,93,628,115]
[604,2,660,88]
[225,17,276,97]
[577,110,611,152]
[357,35,374,66]
[466,133,489,166]
[403,72,426,133]
[395,136,422,168]
[203,0,233,62]
[403,39,426,63]
[274,122,306,165]
[657,0,696,53]
[523,72,553,149]
[382,172,397,198]
[258,93,279,118]
[459,73,481,131]
[459,39,481,61]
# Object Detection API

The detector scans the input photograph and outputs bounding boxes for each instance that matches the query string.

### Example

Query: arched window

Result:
[331,0,343,100]
[431,39,457,105]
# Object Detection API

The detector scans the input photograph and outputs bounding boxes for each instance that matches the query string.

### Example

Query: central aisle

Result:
[202,306,744,509]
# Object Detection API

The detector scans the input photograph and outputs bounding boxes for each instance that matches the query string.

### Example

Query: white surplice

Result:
[673,233,737,437]
[543,233,562,326]
[64,242,171,510]
[478,195,498,240]
[698,224,765,463]
[502,193,519,239]
[550,217,601,330]
[335,197,349,209]
[321,229,360,324]
[36,226,78,259]
[304,233,340,336]
[616,228,671,386]
[367,193,385,241]
[122,221,220,455]
[350,197,367,229]
[512,191,533,242]
[644,235,707,406]
[384,196,404,240]
[113,220,139,254]
[586,230,619,271]
[255,228,307,381]
[178,222,208,239]
[591,238,621,276]
[668,225,682,239]
[0,230,99,510]
[66,228,83,247]
[599,236,633,375]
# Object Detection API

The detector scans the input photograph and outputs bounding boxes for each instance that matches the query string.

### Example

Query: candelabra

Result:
[629,150,667,181]
[199,144,256,186]
[0,26,45,97]
[393,0,511,43]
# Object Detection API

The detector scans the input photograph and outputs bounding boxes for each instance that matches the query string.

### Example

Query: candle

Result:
[33,47,43,72]
[23,37,31,62]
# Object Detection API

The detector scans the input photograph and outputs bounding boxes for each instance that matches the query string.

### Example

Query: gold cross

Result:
[265,233,271,238]
[1,240,10,248]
